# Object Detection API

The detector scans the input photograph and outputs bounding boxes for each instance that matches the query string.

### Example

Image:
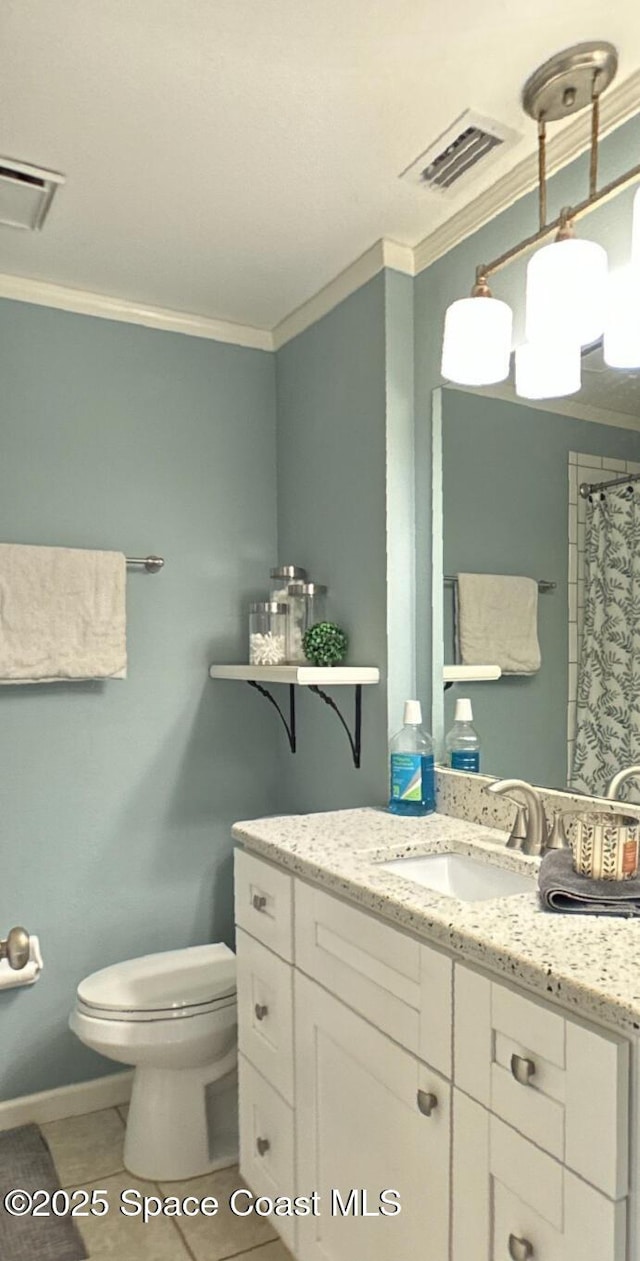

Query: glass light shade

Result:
[603,267,640,368]
[515,341,581,400]
[525,237,608,347]
[441,295,513,386]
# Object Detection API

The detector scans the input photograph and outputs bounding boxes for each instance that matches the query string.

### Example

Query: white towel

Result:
[455,573,541,676]
[0,544,127,683]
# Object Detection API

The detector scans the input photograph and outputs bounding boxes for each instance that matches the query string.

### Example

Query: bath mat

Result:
[0,1123,87,1261]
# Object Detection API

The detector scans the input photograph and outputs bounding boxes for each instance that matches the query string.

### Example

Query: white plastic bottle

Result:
[388,701,436,816]
[445,698,481,772]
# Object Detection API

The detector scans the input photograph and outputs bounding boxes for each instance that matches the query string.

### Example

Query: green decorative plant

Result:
[303,621,348,667]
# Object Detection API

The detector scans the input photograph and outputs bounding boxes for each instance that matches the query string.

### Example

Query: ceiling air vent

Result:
[400,110,520,195]
[0,158,65,231]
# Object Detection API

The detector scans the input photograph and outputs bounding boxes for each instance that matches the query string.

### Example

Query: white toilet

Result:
[70,943,237,1181]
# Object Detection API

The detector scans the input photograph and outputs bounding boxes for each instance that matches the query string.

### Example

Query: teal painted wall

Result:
[384,271,417,737]
[415,112,640,731]
[275,274,389,811]
[0,300,279,1100]
[442,389,640,788]
[274,270,416,811]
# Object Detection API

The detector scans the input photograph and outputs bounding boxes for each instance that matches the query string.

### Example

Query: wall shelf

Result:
[208,665,380,768]
[443,665,502,683]
[209,665,379,685]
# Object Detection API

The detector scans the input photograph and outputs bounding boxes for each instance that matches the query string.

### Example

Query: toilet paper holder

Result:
[0,927,31,971]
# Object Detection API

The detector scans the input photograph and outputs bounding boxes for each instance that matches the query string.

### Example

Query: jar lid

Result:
[270,565,307,581]
[249,601,288,614]
[287,582,327,596]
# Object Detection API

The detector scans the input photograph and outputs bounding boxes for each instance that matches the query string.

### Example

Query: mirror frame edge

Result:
[430,386,445,752]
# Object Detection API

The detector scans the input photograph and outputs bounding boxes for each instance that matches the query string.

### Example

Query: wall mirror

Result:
[431,346,640,797]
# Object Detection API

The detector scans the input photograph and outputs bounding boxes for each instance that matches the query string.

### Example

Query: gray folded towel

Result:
[539,849,640,916]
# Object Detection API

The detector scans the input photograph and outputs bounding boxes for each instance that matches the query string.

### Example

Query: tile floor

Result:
[39,1105,294,1261]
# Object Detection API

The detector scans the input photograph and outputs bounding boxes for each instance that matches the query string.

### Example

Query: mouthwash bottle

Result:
[445,698,481,772]
[388,700,436,816]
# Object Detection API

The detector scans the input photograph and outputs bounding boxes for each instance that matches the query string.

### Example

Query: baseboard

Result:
[0,1070,133,1131]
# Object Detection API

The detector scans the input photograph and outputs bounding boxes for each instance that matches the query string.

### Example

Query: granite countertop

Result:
[232,806,640,1036]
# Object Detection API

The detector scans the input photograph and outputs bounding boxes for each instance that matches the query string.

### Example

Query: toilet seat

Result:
[75,991,237,1023]
[76,943,236,1022]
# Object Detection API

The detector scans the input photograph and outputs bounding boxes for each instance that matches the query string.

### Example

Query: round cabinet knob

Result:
[511,1053,536,1086]
[416,1090,438,1117]
[508,1234,534,1260]
[252,894,267,912]
[255,1003,269,1021]
[256,1137,270,1157]
[5,927,30,971]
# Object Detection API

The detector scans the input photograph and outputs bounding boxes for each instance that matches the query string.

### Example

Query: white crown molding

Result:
[272,239,414,350]
[413,67,640,277]
[380,239,415,276]
[0,272,274,351]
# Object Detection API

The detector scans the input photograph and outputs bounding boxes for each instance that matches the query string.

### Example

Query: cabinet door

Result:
[295,972,450,1261]
[451,1090,626,1261]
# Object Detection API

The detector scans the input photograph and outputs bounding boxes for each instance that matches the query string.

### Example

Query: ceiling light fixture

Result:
[524,213,608,347]
[439,41,640,399]
[515,340,582,400]
[441,270,513,386]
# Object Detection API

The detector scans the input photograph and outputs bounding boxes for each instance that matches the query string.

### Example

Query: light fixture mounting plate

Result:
[522,42,618,122]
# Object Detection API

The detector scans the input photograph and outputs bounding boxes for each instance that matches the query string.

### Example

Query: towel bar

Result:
[126,556,164,572]
[444,574,555,593]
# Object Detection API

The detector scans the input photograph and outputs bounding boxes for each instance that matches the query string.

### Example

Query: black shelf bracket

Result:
[247,681,296,754]
[308,684,363,769]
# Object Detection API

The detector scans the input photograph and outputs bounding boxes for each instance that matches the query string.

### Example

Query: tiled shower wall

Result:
[567,451,640,780]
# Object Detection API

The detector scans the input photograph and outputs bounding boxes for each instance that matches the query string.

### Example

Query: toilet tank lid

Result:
[77,943,236,1013]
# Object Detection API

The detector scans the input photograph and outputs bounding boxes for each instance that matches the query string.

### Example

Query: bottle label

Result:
[391,753,432,802]
[450,750,480,773]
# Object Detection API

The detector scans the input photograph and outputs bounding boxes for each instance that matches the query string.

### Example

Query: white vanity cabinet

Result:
[235,848,636,1261]
[453,961,629,1261]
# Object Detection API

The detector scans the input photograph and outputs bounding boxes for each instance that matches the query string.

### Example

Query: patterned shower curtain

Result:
[571,485,640,797]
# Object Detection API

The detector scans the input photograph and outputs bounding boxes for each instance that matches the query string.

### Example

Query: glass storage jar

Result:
[286,582,328,663]
[249,601,288,665]
[269,565,307,603]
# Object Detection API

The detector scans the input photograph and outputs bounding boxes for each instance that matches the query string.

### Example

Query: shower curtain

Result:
[572,485,640,798]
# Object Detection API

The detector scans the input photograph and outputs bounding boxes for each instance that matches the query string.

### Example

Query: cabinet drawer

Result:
[238,1055,295,1251]
[236,928,294,1104]
[235,849,293,962]
[452,1094,626,1261]
[490,1116,626,1261]
[454,963,629,1199]
[295,879,452,1075]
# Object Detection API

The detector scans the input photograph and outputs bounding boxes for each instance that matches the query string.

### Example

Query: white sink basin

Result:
[379,852,534,902]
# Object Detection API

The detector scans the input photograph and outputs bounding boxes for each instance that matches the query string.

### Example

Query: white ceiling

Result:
[2,1,640,330]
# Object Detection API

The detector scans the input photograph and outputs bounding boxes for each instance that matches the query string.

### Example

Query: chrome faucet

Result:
[605,766,640,800]
[486,779,549,857]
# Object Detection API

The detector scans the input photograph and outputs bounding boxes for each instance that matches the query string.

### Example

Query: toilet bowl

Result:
[70,943,237,1181]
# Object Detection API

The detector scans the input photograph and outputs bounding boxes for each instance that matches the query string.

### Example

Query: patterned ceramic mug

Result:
[571,811,640,881]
